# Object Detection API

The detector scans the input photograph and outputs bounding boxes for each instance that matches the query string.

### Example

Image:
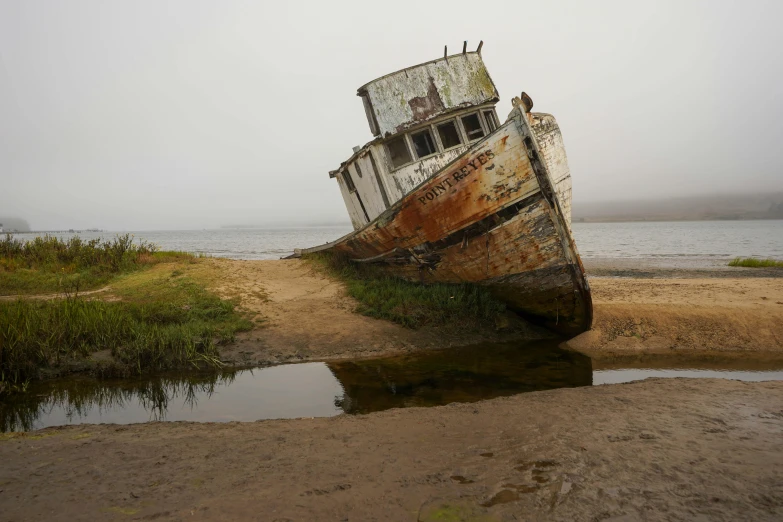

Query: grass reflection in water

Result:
[1,370,239,433]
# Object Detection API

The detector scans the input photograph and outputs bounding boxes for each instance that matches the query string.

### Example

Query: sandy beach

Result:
[566,274,783,359]
[2,259,782,521]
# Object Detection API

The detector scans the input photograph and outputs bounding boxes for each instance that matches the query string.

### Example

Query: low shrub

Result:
[728,257,783,268]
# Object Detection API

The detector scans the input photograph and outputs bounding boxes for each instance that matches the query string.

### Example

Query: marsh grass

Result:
[0,239,253,394]
[305,252,506,329]
[728,257,783,268]
[0,285,251,391]
[0,233,191,295]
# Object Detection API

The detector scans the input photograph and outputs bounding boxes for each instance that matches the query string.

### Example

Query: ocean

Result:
[12,220,783,267]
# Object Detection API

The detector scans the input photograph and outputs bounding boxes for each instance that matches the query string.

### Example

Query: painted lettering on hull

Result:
[417,150,495,205]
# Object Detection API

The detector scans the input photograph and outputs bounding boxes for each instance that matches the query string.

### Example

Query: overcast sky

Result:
[2,0,782,230]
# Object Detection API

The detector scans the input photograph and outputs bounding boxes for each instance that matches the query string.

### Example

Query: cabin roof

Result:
[328,139,381,178]
[358,51,499,138]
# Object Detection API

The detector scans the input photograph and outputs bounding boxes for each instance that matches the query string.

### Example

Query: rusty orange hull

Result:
[302,108,592,336]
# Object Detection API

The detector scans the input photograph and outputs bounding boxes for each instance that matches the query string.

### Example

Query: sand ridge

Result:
[567,277,783,358]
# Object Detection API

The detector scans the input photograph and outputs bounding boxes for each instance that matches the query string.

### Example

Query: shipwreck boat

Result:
[293,44,592,336]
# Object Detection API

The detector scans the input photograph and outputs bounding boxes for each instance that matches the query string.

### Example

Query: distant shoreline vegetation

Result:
[728,258,783,268]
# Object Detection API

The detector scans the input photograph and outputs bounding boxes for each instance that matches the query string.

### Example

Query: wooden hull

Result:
[302,107,592,336]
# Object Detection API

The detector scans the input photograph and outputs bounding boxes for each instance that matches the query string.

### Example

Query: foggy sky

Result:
[2,0,782,230]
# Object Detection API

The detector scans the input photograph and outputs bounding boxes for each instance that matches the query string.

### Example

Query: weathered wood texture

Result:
[307,108,592,335]
[334,149,389,230]
[530,112,572,228]
[333,109,572,234]
[360,53,498,137]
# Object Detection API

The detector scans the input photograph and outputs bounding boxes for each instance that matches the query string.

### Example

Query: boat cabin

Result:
[329,49,501,230]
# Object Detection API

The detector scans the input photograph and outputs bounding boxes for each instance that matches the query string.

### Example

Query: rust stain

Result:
[405,77,445,125]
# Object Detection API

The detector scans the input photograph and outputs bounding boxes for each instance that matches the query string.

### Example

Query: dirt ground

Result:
[566,277,783,359]
[203,258,783,365]
[1,378,781,521]
[209,259,544,367]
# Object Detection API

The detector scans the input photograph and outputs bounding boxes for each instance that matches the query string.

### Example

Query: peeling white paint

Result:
[332,54,572,233]
[360,53,498,137]
[336,110,573,232]
[531,113,573,228]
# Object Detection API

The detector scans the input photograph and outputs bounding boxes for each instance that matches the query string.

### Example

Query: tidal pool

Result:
[2,340,782,432]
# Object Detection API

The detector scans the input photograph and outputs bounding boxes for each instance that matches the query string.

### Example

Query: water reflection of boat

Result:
[328,341,592,415]
[292,45,592,336]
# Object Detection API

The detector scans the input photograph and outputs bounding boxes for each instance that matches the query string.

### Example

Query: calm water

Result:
[3,341,782,432]
[18,227,353,261]
[14,220,783,265]
[572,220,783,268]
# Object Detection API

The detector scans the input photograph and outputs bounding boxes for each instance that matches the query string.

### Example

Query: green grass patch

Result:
[0,233,191,295]
[305,252,506,329]
[0,237,253,394]
[728,257,783,268]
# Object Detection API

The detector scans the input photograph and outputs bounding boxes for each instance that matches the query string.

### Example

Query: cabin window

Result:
[343,169,357,192]
[461,113,485,141]
[437,120,463,150]
[411,129,437,159]
[386,135,413,169]
[483,110,498,132]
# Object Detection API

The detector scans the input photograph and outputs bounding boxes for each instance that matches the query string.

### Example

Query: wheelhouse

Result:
[329,48,500,230]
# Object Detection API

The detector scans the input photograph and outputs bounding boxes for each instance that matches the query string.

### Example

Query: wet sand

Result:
[2,378,781,521]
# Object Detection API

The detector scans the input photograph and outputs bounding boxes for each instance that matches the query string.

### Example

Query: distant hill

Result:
[572,192,783,222]
[0,217,31,233]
